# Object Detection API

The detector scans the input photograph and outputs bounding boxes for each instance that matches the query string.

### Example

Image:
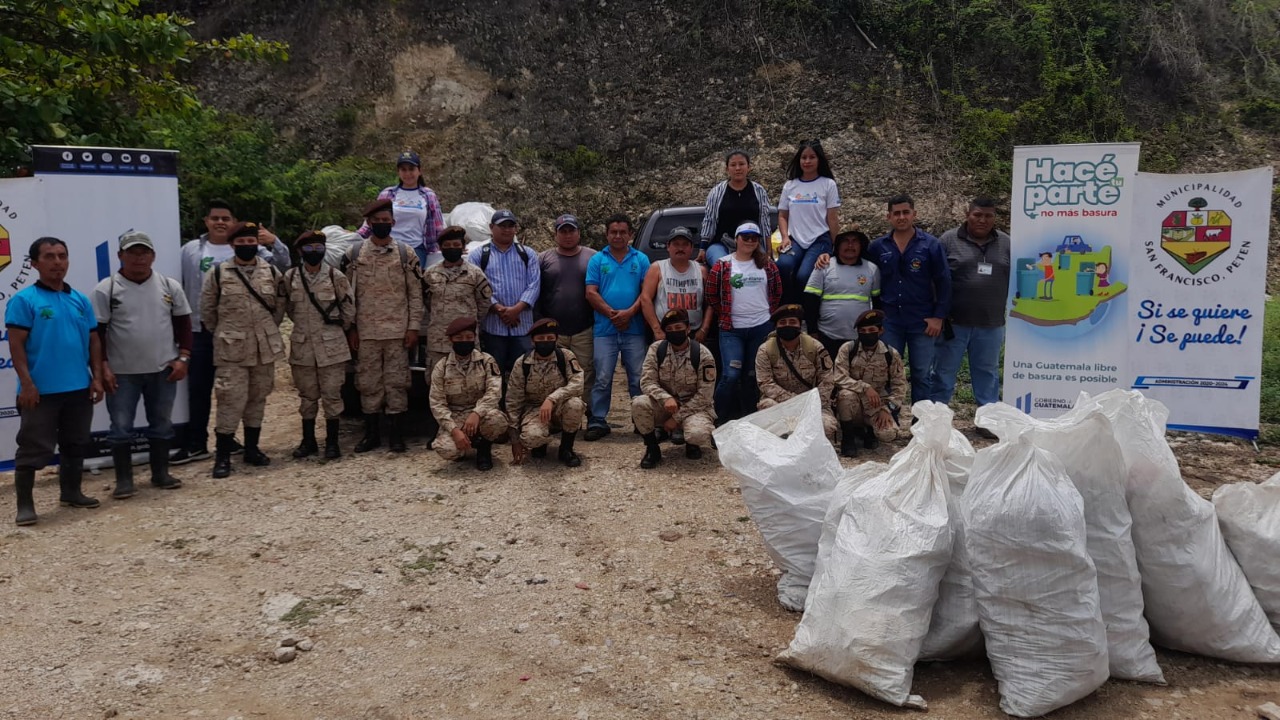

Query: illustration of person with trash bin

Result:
[834,309,909,453]
[1094,261,1111,296]
[1033,251,1054,299]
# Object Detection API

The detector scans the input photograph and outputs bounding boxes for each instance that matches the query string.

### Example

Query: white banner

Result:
[1003,143,1141,417]
[1129,168,1273,438]
[0,146,185,470]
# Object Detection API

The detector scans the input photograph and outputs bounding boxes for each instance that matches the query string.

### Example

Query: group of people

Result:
[5,143,1013,525]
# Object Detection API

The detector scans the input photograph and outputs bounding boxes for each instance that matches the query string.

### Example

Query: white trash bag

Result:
[1081,389,1280,662]
[714,390,843,611]
[447,201,496,251]
[919,425,982,661]
[1214,471,1280,630]
[319,225,360,268]
[976,403,1163,683]
[963,432,1109,718]
[778,401,955,709]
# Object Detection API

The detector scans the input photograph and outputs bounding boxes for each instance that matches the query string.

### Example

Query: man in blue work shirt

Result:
[468,209,541,381]
[868,194,952,404]
[583,213,651,440]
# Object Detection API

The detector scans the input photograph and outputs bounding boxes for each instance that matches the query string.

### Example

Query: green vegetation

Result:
[1260,300,1280,446]
[280,596,347,627]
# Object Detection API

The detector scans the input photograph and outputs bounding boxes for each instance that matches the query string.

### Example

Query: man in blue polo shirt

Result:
[6,237,105,526]
[868,194,952,404]
[583,213,651,440]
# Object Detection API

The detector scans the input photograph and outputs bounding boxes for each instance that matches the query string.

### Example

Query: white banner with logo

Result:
[0,146,185,470]
[1128,168,1273,438]
[1003,143,1141,417]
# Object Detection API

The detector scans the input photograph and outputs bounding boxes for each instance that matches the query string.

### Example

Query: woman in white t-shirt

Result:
[706,222,782,423]
[776,140,841,304]
[358,150,446,268]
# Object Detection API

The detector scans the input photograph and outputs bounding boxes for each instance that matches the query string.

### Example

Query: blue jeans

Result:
[705,242,730,266]
[715,322,772,422]
[881,312,939,405]
[481,332,532,377]
[930,324,1005,407]
[776,233,833,305]
[590,333,647,429]
[107,370,178,444]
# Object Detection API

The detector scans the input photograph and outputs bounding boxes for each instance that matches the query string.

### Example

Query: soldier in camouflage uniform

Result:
[429,317,508,470]
[284,230,354,460]
[343,198,424,453]
[633,309,717,469]
[755,303,837,444]
[835,309,910,455]
[506,318,584,468]
[423,226,491,378]
[200,222,287,478]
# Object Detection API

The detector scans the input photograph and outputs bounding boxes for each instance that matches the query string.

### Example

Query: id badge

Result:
[977,262,993,276]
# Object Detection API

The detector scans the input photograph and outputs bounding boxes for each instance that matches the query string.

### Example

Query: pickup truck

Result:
[631,206,780,262]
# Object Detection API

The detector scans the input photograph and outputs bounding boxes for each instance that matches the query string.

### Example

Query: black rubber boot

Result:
[293,419,318,459]
[685,443,703,460]
[324,419,341,459]
[558,431,581,468]
[840,421,861,458]
[111,444,137,499]
[148,438,182,489]
[640,432,662,469]
[475,438,494,471]
[212,432,233,479]
[531,445,547,459]
[242,426,270,466]
[863,425,880,450]
[57,458,99,508]
[387,414,406,453]
[14,469,37,526]
[354,413,381,453]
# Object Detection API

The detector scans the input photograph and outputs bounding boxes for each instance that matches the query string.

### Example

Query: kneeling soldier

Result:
[633,309,717,469]
[756,303,837,443]
[284,230,354,459]
[835,309,910,456]
[507,318,584,467]
[430,317,508,470]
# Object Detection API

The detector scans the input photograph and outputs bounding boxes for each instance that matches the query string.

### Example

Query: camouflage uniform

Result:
[429,349,509,460]
[506,348,585,447]
[284,264,353,420]
[423,262,492,367]
[200,258,287,433]
[632,340,717,446]
[756,333,838,441]
[834,339,910,443]
[344,240,424,414]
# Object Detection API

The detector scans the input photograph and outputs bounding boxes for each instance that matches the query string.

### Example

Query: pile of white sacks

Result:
[714,388,1280,717]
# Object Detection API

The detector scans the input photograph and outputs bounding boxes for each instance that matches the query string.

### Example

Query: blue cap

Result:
[491,209,519,226]
[396,150,420,167]
[554,213,580,230]
[735,222,762,236]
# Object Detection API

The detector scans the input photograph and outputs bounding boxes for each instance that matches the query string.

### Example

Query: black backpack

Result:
[521,346,568,382]
[656,339,702,368]
[479,242,530,270]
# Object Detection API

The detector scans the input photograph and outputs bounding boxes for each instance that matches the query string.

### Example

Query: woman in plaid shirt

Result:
[706,222,782,423]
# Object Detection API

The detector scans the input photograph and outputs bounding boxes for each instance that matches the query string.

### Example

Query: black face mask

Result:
[858,333,880,348]
[777,326,802,342]
[234,244,259,262]
[534,340,557,356]
[441,247,464,263]
[452,341,475,357]
[665,330,688,346]
[301,249,326,266]
[371,223,393,239]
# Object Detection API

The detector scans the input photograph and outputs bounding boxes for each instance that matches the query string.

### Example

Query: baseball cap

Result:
[666,226,695,243]
[554,213,580,231]
[396,150,421,167]
[735,222,762,236]
[118,231,154,252]
[491,209,519,226]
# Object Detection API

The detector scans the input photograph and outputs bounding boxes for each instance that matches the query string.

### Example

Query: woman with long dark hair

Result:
[697,150,773,266]
[358,150,445,268]
[776,140,841,304]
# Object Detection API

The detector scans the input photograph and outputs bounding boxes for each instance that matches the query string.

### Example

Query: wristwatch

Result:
[176,356,191,363]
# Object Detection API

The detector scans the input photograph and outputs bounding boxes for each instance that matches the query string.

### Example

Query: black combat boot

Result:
[242,426,270,466]
[558,431,581,468]
[531,445,547,459]
[475,438,494,471]
[685,443,703,460]
[14,469,37,526]
[387,414,406,453]
[840,421,861,458]
[293,419,318,458]
[324,419,342,459]
[57,458,99,508]
[640,432,662,469]
[354,413,381,453]
[148,438,182,489]
[212,433,234,479]
[111,444,136,499]
[863,425,880,451]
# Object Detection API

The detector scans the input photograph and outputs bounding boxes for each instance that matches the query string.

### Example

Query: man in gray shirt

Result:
[537,213,596,404]
[929,198,1011,432]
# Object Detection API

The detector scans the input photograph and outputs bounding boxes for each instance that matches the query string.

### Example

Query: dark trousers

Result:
[183,330,216,450]
[15,389,93,470]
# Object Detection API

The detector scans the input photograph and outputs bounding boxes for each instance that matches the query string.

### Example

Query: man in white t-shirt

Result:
[93,231,193,499]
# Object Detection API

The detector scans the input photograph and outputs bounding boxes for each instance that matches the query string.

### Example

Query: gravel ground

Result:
[3,366,1280,720]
